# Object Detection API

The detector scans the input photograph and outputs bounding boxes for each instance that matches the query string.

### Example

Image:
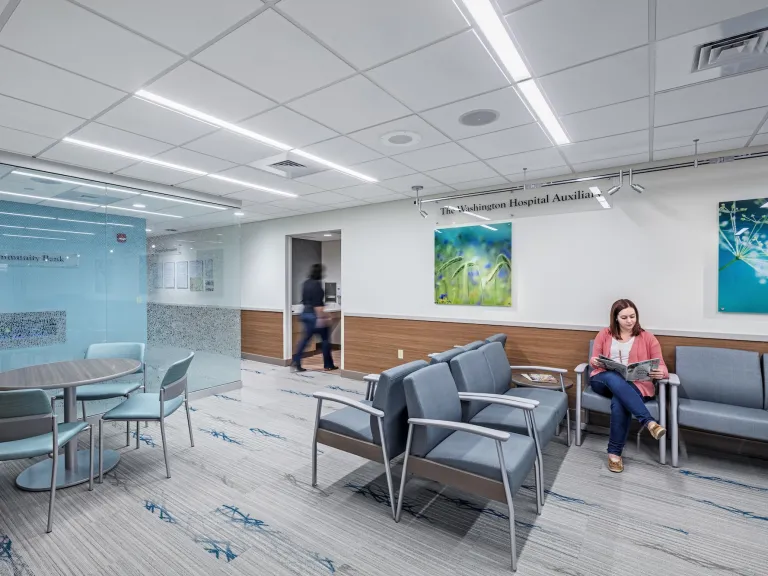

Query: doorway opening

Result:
[288,230,341,372]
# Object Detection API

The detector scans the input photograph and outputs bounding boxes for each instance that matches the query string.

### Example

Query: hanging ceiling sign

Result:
[0,252,79,268]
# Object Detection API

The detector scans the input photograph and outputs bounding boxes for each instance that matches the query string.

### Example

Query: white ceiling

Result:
[0,0,767,236]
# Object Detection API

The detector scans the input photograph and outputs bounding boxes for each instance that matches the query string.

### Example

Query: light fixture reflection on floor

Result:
[629,169,645,193]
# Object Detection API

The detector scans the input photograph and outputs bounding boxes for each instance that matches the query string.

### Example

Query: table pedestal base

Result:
[16,450,120,492]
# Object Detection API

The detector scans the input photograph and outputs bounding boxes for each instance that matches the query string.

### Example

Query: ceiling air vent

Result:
[693,27,768,73]
[269,160,306,169]
[251,152,323,179]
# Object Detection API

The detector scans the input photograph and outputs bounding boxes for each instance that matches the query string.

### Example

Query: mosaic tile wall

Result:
[0,311,65,350]
[147,302,241,358]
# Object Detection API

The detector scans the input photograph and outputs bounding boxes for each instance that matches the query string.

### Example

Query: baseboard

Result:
[188,380,242,401]
[242,352,290,366]
[341,369,368,381]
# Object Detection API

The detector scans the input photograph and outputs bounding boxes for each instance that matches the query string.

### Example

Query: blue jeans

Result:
[292,312,333,369]
[590,371,656,456]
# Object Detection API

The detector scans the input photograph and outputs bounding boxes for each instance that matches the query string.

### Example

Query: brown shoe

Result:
[647,422,667,440]
[607,455,624,473]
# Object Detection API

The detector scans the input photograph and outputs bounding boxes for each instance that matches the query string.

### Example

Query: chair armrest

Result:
[408,418,510,441]
[509,365,567,374]
[458,392,539,410]
[363,374,380,383]
[575,363,589,374]
[427,353,437,358]
[658,373,680,386]
[312,392,384,418]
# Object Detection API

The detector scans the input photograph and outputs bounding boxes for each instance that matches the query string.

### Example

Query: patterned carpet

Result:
[1,360,768,575]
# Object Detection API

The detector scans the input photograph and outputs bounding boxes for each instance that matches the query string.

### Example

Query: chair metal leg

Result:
[575,375,583,446]
[185,398,195,447]
[98,420,104,484]
[529,413,544,506]
[46,437,58,533]
[311,399,322,487]
[81,401,86,421]
[136,421,140,449]
[659,381,667,465]
[377,418,396,519]
[395,424,414,523]
[88,425,94,491]
[565,409,572,447]
[495,440,517,572]
[532,457,542,515]
[160,417,171,478]
[670,385,679,467]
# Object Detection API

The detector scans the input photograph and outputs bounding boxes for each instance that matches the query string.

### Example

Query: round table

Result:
[0,358,141,491]
[510,370,574,391]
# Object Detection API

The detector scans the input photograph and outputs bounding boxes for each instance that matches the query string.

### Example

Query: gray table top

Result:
[0,358,141,391]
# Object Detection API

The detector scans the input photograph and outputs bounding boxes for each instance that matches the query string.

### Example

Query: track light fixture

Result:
[412,185,428,218]
[606,169,623,195]
[628,169,645,193]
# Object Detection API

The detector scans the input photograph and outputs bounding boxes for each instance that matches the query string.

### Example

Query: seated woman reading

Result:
[590,298,667,473]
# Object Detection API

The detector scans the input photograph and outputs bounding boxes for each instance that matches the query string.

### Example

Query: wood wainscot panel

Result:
[241,310,283,359]
[293,311,341,356]
[343,316,768,406]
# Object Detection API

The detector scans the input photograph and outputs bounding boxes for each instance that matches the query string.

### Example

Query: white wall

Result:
[240,159,768,340]
[322,240,341,290]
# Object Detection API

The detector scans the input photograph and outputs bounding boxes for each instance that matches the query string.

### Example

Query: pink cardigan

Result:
[590,327,669,397]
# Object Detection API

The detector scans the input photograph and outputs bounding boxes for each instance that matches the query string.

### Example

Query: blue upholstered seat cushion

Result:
[581,386,660,420]
[319,401,374,443]
[425,430,536,495]
[71,380,143,401]
[505,388,568,421]
[102,394,183,421]
[471,402,560,447]
[0,422,87,461]
[678,398,768,441]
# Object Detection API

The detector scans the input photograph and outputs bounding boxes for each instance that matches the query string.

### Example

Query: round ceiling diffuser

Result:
[381,130,422,147]
[459,109,500,127]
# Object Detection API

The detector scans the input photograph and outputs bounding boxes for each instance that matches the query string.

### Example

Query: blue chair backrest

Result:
[764,355,768,410]
[675,346,763,409]
[0,389,53,443]
[86,342,145,373]
[429,347,465,365]
[486,333,507,348]
[462,341,485,352]
[370,360,429,455]
[403,363,462,457]
[450,350,496,421]
[479,342,510,395]
[161,352,195,400]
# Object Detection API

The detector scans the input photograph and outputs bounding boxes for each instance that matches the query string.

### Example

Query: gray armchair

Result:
[486,333,508,348]
[670,346,766,467]
[398,362,538,571]
[428,347,466,365]
[312,360,428,518]
[574,340,667,464]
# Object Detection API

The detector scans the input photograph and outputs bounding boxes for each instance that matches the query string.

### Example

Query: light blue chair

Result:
[99,352,194,480]
[56,342,146,445]
[0,389,93,533]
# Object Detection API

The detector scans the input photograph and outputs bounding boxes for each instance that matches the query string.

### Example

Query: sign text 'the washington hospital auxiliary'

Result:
[439,190,598,215]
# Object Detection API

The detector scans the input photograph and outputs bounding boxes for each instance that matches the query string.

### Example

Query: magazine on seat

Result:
[597,355,660,381]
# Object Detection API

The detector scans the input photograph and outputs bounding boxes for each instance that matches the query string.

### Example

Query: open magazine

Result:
[521,373,557,384]
[598,355,660,381]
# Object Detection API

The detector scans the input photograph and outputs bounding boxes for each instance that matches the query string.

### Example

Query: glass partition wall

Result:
[0,162,241,411]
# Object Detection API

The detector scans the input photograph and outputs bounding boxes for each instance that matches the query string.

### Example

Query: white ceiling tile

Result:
[367,30,509,112]
[150,148,236,174]
[498,0,542,12]
[302,191,358,205]
[75,0,262,54]
[116,163,197,186]
[485,147,567,176]
[156,204,226,218]
[184,131,279,164]
[277,0,468,69]
[289,75,410,134]
[656,0,768,40]
[333,184,398,200]
[294,170,361,191]
[505,166,573,183]
[654,137,750,160]
[363,192,410,204]
[98,98,216,146]
[653,109,766,150]
[561,98,649,142]
[195,9,354,102]
[350,158,416,181]
[426,161,499,185]
[0,0,180,91]
[146,62,274,122]
[239,107,337,148]
[507,0,648,76]
[235,202,296,215]
[379,173,452,194]
[177,176,246,196]
[0,94,82,139]
[420,86,534,140]
[0,47,124,118]
[0,125,55,156]
[451,176,510,191]
[225,186,297,204]
[459,123,552,159]
[300,137,381,165]
[561,130,649,165]
[392,142,477,171]
[349,115,449,155]
[539,47,649,116]
[41,141,138,172]
[570,152,650,174]
[71,122,174,156]
[215,165,321,196]
[333,199,368,208]
[750,133,768,147]
[269,197,321,211]
[654,69,768,126]
[109,195,180,211]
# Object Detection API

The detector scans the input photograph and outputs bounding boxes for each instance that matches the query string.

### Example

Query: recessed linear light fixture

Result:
[133,203,146,208]
[11,170,105,190]
[27,227,94,236]
[446,205,490,221]
[0,211,54,220]
[0,190,101,207]
[208,174,297,198]
[58,218,133,228]
[106,205,183,218]
[135,90,377,184]
[234,212,245,217]
[454,0,569,146]
[3,233,65,241]
[140,193,228,210]
[63,138,206,176]
[589,186,611,209]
